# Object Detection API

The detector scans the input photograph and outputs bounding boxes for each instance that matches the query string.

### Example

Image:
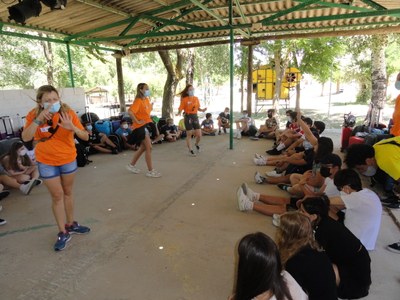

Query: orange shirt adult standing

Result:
[178,95,201,115]
[128,96,153,129]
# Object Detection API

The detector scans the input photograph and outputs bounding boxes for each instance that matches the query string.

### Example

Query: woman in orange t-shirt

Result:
[22,85,90,252]
[176,84,207,156]
[391,72,400,136]
[126,83,161,178]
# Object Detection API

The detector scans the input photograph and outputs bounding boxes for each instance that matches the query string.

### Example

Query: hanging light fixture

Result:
[8,0,42,25]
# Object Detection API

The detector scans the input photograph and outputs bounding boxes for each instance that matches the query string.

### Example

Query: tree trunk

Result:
[186,48,195,86]
[291,51,301,110]
[320,82,325,97]
[158,49,185,118]
[370,35,388,127]
[240,73,245,112]
[39,35,54,85]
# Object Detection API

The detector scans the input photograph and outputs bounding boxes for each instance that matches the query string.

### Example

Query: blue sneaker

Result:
[54,231,71,251]
[65,221,90,234]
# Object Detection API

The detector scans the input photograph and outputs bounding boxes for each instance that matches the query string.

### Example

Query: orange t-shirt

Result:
[25,108,84,166]
[128,97,153,129]
[178,96,200,114]
[391,94,400,136]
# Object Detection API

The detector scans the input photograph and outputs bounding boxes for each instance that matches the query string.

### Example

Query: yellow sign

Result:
[252,67,301,100]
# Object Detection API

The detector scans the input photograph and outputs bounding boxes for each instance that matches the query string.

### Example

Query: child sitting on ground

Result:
[0,141,41,185]
[81,122,119,154]
[115,119,135,150]
[201,113,217,136]
[160,118,181,142]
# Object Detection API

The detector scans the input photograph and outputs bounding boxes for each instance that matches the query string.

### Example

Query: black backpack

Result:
[75,143,92,167]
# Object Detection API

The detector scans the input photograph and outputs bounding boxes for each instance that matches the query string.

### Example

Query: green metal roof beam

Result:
[264,8,400,26]
[233,0,251,35]
[78,24,252,43]
[119,17,141,37]
[188,0,250,37]
[66,0,194,41]
[143,14,202,29]
[261,0,321,24]
[0,21,70,39]
[255,21,400,35]
[360,0,387,10]
[295,0,374,12]
[124,0,214,48]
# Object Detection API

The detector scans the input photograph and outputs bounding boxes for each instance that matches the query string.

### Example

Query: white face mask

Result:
[362,166,377,177]
[122,124,129,129]
[395,80,400,90]
[18,148,28,156]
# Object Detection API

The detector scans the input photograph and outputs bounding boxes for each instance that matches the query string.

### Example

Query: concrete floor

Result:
[0,132,399,300]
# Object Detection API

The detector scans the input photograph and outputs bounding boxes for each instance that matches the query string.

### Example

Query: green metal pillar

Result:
[66,43,75,87]
[229,0,234,149]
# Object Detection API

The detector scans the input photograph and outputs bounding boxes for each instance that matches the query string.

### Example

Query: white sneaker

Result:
[253,157,267,166]
[254,172,266,184]
[237,187,253,211]
[34,179,43,186]
[265,170,283,177]
[241,183,259,202]
[19,179,36,195]
[189,150,197,157]
[126,164,141,174]
[254,153,263,159]
[272,218,280,227]
[146,169,162,178]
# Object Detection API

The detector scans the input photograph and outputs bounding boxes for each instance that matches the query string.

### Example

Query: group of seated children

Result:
[233,109,385,299]
[0,140,43,225]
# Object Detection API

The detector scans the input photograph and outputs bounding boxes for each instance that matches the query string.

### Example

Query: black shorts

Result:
[184,114,200,130]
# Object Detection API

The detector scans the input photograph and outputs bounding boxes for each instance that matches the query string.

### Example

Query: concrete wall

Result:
[0,87,85,138]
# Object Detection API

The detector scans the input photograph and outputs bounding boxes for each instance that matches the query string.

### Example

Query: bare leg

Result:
[253,202,286,216]
[186,129,194,150]
[130,143,146,166]
[60,173,76,225]
[259,194,289,205]
[194,129,201,146]
[44,176,67,232]
[143,135,154,171]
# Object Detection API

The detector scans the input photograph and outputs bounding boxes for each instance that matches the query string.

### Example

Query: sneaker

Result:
[383,202,400,209]
[111,148,118,154]
[218,131,221,135]
[277,184,291,191]
[253,157,267,166]
[272,218,280,227]
[266,148,282,155]
[254,153,263,159]
[272,213,281,221]
[237,187,253,211]
[0,218,6,226]
[54,231,71,251]
[195,144,200,152]
[146,169,162,178]
[254,172,266,184]
[126,164,141,174]
[65,221,91,234]
[380,195,398,204]
[250,136,259,141]
[266,170,283,177]
[34,179,43,186]
[387,241,400,253]
[0,190,10,201]
[189,150,197,157]
[19,179,36,195]
[241,183,259,202]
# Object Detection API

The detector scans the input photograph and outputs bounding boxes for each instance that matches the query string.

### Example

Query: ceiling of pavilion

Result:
[0,0,400,53]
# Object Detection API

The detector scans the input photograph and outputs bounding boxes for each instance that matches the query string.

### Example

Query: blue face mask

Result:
[144,90,151,97]
[188,90,194,96]
[86,125,93,131]
[395,80,400,90]
[44,101,61,113]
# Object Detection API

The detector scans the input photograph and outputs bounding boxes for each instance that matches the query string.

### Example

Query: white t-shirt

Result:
[341,188,382,250]
[269,271,308,300]
[323,177,340,197]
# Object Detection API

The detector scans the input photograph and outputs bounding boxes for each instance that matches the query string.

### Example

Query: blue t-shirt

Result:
[201,119,214,129]
[115,127,132,137]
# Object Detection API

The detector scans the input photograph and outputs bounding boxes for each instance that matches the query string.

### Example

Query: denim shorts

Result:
[37,160,78,179]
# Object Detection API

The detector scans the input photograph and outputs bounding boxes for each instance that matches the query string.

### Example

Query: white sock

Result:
[276,143,286,151]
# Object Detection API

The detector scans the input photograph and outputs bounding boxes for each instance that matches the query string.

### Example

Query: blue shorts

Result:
[37,160,78,179]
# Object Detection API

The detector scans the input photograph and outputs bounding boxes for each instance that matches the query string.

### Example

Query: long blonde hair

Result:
[34,85,70,116]
[276,212,320,266]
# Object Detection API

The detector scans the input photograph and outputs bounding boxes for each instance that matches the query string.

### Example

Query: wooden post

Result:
[113,52,126,113]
